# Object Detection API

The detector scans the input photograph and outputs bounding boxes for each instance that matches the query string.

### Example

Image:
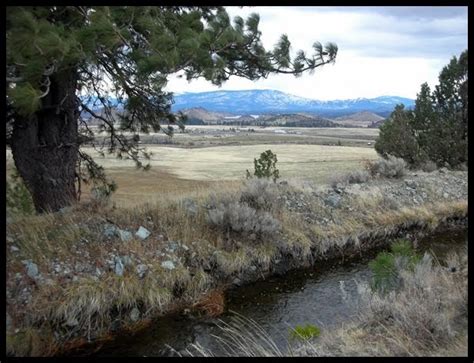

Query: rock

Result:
[118,229,133,242]
[183,198,198,217]
[59,206,73,214]
[114,258,124,276]
[136,226,151,240]
[65,317,79,327]
[23,260,39,279]
[7,236,14,243]
[121,255,133,266]
[249,265,257,272]
[161,260,176,270]
[404,179,416,189]
[166,241,179,253]
[325,194,341,208]
[443,193,449,199]
[10,245,19,252]
[103,224,118,238]
[157,234,165,241]
[232,278,242,286]
[181,244,189,252]
[136,264,148,278]
[130,307,140,322]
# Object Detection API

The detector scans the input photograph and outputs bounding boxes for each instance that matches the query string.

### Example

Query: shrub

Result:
[420,160,438,173]
[246,150,280,182]
[369,239,421,293]
[207,199,280,239]
[365,156,407,179]
[290,324,321,341]
[330,170,370,187]
[240,178,281,212]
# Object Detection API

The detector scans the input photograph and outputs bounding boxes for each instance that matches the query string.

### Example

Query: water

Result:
[95,228,467,357]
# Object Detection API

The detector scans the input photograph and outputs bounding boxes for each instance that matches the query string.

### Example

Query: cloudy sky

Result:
[165,6,467,100]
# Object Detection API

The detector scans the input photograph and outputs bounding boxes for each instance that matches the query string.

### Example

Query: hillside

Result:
[333,111,385,127]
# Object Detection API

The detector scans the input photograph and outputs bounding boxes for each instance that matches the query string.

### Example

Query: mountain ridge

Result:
[171,89,415,117]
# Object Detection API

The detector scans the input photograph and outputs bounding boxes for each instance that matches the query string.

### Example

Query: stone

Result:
[161,260,176,270]
[118,229,133,242]
[59,206,73,214]
[183,198,198,217]
[325,194,342,208]
[181,244,190,252]
[136,264,148,278]
[114,258,124,276]
[166,241,179,253]
[23,260,39,279]
[103,224,118,238]
[249,265,257,272]
[121,255,133,266]
[232,278,242,286]
[443,193,449,199]
[130,307,140,322]
[65,317,79,327]
[136,226,151,240]
[7,236,14,243]
[10,245,19,252]
[404,179,416,189]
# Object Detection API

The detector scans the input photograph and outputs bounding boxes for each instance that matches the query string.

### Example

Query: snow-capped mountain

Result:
[171,89,414,117]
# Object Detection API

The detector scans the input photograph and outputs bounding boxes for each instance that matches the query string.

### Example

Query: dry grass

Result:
[80,143,378,184]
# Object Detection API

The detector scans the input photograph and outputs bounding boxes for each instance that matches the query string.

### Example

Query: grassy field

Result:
[78,143,378,206]
[7,139,379,208]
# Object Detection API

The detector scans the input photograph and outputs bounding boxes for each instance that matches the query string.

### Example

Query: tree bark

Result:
[11,68,79,213]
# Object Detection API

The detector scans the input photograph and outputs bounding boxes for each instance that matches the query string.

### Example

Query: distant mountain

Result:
[172,89,415,117]
[333,111,385,128]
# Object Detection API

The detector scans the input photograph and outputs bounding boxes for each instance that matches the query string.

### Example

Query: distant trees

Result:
[375,50,467,168]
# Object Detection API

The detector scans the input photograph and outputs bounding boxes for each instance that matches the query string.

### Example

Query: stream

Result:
[95,228,467,357]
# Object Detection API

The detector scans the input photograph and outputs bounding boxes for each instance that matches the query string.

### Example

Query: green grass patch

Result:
[289,324,321,341]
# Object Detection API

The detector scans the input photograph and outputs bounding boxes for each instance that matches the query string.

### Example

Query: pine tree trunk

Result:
[11,69,79,213]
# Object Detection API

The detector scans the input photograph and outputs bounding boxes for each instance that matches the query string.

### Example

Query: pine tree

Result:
[6,6,338,212]
[374,104,421,165]
[375,50,467,168]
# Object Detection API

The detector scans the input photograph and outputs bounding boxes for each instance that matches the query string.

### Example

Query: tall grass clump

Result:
[330,170,370,188]
[365,155,407,179]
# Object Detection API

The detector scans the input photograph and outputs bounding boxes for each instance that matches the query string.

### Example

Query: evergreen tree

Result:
[375,50,467,168]
[6,6,338,212]
[375,105,421,164]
